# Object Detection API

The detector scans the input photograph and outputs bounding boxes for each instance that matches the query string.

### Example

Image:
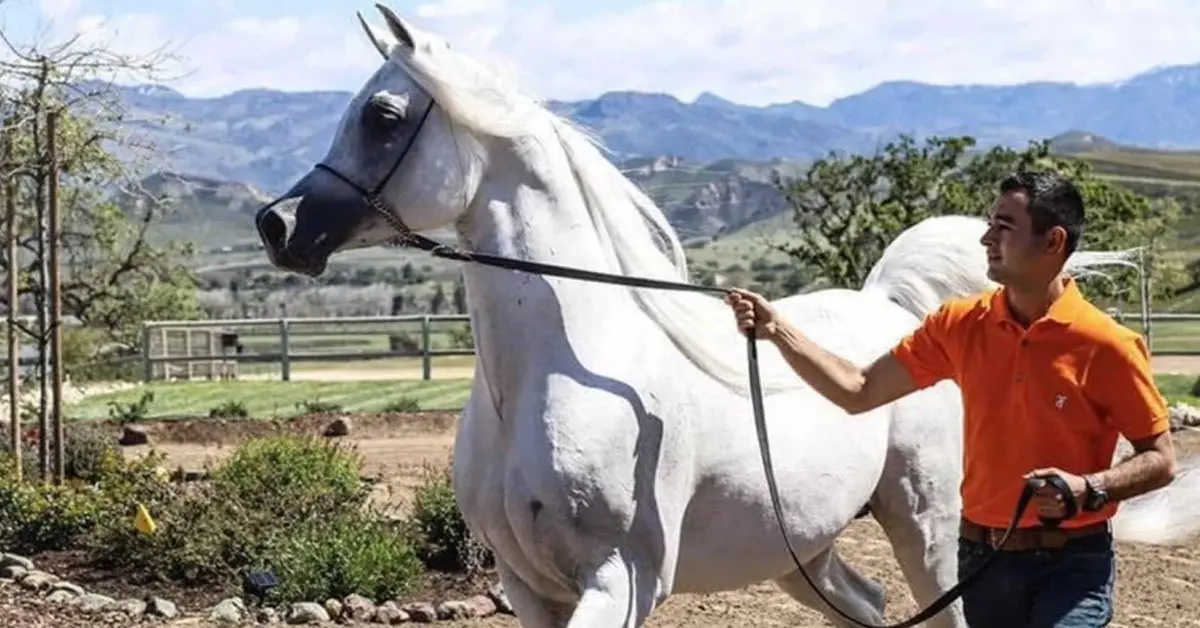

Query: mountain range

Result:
[104,61,1200,196]
[94,61,1200,254]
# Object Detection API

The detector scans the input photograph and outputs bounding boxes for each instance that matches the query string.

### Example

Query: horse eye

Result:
[364,104,404,130]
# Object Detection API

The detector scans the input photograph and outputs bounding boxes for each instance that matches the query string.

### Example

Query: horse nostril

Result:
[257,207,294,249]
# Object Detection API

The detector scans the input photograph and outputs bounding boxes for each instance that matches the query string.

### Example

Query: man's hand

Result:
[1024,468,1088,519]
[725,288,781,338]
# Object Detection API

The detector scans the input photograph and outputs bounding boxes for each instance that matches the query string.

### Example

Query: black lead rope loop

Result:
[315,125,1081,628]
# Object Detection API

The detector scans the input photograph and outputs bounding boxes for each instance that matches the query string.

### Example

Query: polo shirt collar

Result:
[988,275,1085,329]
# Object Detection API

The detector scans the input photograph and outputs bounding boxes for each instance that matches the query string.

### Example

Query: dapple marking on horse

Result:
[254,5,1200,626]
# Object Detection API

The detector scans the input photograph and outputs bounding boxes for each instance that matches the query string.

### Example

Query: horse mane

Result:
[387,39,1144,396]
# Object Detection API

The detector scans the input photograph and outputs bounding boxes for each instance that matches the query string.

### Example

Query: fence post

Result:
[279,318,291,382]
[141,323,152,382]
[421,315,431,380]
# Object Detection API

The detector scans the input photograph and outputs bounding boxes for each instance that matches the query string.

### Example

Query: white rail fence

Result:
[135,311,1200,383]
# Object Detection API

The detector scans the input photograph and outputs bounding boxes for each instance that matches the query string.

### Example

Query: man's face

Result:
[979,190,1061,286]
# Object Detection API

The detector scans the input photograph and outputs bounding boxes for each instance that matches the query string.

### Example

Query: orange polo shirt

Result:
[891,277,1170,530]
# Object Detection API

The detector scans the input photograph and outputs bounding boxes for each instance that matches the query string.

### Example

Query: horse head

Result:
[255,4,479,277]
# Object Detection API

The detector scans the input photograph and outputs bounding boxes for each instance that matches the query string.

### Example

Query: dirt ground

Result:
[96,411,1200,628]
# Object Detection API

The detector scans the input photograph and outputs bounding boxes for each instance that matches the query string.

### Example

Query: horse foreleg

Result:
[563,547,664,628]
[495,558,574,628]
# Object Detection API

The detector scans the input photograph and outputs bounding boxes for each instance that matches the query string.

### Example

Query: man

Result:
[726,170,1177,627]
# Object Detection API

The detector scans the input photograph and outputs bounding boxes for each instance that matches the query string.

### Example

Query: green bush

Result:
[0,471,105,554]
[208,400,248,419]
[63,423,121,482]
[84,434,424,602]
[208,434,368,520]
[406,463,493,574]
[0,446,164,555]
[268,514,422,604]
[0,422,121,483]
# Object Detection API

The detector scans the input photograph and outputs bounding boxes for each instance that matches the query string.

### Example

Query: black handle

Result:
[1026,474,1078,528]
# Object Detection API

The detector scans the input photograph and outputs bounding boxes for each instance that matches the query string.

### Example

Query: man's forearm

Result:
[768,321,868,413]
[1091,446,1177,503]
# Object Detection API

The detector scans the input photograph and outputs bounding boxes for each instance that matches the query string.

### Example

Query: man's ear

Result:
[1044,225,1068,256]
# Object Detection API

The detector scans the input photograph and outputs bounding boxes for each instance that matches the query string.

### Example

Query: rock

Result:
[0,565,27,580]
[77,593,117,613]
[1170,404,1200,430]
[0,554,34,571]
[255,606,280,623]
[18,570,58,591]
[49,581,84,596]
[402,601,437,622]
[323,416,352,437]
[209,597,246,624]
[45,590,76,604]
[374,601,410,624]
[464,594,498,617]
[286,601,330,624]
[105,598,148,617]
[438,595,497,620]
[342,593,376,621]
[146,596,180,619]
[323,598,343,619]
[119,426,150,446]
[489,581,514,614]
[437,600,472,620]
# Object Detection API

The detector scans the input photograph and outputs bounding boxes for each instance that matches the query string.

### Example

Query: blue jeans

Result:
[957,531,1115,627]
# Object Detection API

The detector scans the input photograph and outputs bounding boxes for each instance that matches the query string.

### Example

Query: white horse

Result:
[254,6,1200,627]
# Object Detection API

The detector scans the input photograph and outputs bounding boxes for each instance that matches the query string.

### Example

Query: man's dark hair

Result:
[998,170,1086,256]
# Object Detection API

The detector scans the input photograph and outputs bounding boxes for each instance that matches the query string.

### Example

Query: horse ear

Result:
[357,11,395,59]
[375,3,416,51]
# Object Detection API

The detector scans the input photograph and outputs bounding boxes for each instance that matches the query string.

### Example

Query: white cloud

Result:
[30,0,1200,106]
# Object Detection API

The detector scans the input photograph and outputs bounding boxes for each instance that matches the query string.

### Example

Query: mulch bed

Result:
[7,547,497,623]
[99,409,461,446]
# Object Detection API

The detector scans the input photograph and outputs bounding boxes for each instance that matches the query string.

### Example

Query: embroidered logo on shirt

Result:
[1055,394,1067,410]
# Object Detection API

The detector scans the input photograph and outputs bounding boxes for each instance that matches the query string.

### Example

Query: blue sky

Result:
[5,0,1200,106]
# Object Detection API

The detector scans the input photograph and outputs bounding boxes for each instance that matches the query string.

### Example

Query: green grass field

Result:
[66,378,474,420]
[66,372,1196,422]
[1153,374,1199,407]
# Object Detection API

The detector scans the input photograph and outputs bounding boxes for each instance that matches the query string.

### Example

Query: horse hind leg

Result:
[866,397,967,628]
[773,545,887,628]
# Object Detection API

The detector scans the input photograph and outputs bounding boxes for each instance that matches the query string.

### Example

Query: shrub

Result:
[208,434,368,520]
[0,422,121,482]
[267,514,422,604]
[85,434,424,602]
[63,423,121,482]
[0,446,164,555]
[208,400,248,419]
[406,463,493,574]
[0,471,106,554]
[383,397,420,412]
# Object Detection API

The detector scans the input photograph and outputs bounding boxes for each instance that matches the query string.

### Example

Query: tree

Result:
[771,135,1183,306]
[0,26,202,358]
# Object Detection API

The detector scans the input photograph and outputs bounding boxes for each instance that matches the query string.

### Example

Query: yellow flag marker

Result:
[133,503,158,535]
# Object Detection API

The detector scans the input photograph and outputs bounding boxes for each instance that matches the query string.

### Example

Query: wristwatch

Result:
[1082,474,1110,512]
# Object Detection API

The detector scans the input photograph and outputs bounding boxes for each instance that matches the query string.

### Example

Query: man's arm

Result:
[727,288,959,415]
[767,320,921,415]
[1087,334,1178,502]
[1087,430,1177,503]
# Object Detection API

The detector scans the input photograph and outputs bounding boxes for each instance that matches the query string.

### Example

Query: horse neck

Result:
[453,132,646,390]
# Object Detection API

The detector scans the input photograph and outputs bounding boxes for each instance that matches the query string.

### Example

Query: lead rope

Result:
[349,186,1071,627]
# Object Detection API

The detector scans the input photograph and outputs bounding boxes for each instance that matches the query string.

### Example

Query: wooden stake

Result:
[47,109,62,485]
